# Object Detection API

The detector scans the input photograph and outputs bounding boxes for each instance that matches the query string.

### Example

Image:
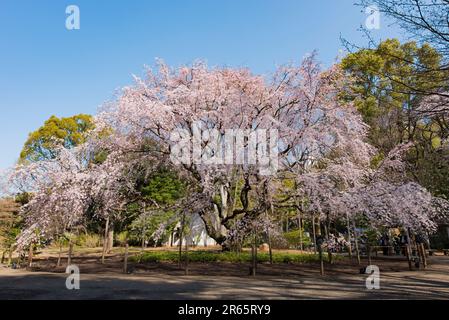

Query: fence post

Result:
[123,243,129,274]
[68,241,73,266]
[28,243,33,268]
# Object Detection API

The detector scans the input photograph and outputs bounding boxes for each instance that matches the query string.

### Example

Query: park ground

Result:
[0,247,449,299]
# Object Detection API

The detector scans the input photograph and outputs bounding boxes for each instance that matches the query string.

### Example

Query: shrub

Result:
[130,250,323,264]
[116,231,129,246]
[76,233,101,248]
[283,229,312,249]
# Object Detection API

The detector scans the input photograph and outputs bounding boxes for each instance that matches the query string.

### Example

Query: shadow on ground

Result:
[1,256,448,300]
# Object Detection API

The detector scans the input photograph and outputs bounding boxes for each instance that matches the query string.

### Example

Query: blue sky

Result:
[0,0,403,171]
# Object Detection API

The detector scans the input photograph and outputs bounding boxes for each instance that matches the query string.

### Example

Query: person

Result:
[393,236,401,255]
[415,234,424,244]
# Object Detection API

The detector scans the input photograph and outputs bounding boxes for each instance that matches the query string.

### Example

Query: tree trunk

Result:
[1,251,5,264]
[197,176,270,251]
[107,229,114,253]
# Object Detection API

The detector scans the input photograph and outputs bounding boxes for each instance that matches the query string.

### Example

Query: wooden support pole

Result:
[185,239,189,276]
[268,206,274,264]
[267,230,273,265]
[28,243,33,268]
[346,213,353,261]
[178,213,185,269]
[102,217,110,264]
[352,220,361,266]
[57,242,63,267]
[8,246,12,266]
[405,229,413,271]
[367,245,372,265]
[68,241,73,266]
[319,244,324,276]
[312,214,317,254]
[405,245,413,271]
[420,243,427,269]
[251,229,257,276]
[123,243,129,274]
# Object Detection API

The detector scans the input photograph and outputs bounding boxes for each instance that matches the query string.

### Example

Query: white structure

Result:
[165,213,217,247]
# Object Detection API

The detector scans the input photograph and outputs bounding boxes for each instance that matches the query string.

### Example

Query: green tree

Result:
[109,167,187,247]
[141,168,187,205]
[134,168,187,245]
[0,198,23,264]
[20,114,94,163]
[341,39,447,153]
[341,38,449,201]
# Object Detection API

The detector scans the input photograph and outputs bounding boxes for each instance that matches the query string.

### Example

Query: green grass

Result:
[130,250,329,264]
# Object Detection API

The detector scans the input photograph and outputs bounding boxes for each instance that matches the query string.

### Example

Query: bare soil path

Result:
[1,249,448,300]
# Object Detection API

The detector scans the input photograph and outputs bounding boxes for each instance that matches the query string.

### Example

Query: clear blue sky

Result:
[0,0,403,171]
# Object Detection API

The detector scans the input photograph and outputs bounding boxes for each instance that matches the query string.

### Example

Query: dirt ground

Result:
[1,247,449,299]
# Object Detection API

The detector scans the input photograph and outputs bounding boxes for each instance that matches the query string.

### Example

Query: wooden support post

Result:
[297,197,304,252]
[405,229,413,271]
[312,215,317,254]
[28,243,33,268]
[178,213,185,269]
[367,245,372,265]
[102,217,110,264]
[123,243,129,274]
[68,242,73,266]
[268,206,274,264]
[8,247,12,266]
[268,231,273,265]
[352,220,361,265]
[57,242,63,267]
[405,245,413,271]
[420,243,427,269]
[319,244,324,276]
[251,230,257,276]
[346,213,353,261]
[185,239,189,276]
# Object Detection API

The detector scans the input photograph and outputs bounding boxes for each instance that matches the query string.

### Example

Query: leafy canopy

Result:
[20,114,94,163]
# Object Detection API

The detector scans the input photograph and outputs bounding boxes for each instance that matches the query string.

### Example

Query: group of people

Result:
[379,234,408,255]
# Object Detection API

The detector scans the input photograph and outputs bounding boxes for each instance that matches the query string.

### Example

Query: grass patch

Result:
[130,250,330,264]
